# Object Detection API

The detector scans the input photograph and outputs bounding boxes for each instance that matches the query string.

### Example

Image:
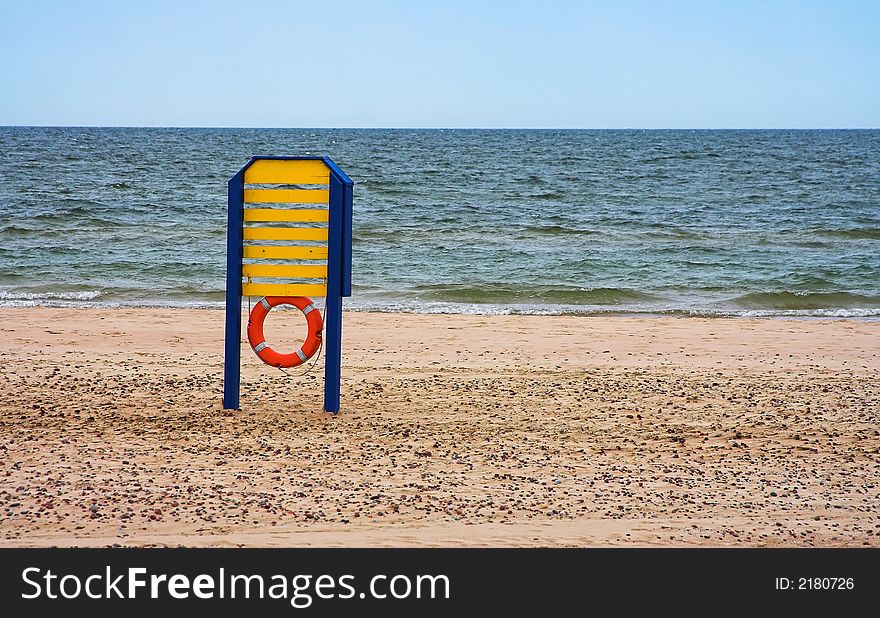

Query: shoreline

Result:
[1,302,879,321]
[1,307,878,547]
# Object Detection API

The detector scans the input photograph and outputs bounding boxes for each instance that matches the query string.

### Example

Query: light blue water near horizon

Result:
[1,127,879,317]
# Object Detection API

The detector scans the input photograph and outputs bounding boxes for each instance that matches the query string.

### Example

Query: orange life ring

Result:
[247,296,323,368]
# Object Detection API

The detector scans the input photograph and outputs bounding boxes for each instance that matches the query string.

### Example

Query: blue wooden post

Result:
[324,173,345,414]
[223,170,245,409]
[323,158,353,413]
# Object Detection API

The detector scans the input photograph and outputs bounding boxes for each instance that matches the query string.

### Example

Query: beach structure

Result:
[223,157,353,413]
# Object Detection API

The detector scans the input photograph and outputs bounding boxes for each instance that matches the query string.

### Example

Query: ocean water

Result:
[1,127,879,317]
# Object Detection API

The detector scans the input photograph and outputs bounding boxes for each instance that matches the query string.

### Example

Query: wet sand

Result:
[1,308,878,547]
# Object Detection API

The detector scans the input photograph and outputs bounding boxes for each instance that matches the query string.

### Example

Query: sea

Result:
[1,127,878,317]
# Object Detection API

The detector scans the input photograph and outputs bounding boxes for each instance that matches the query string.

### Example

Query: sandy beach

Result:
[1,307,878,547]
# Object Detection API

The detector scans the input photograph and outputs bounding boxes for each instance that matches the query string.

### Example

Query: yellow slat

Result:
[244,189,329,204]
[243,208,329,222]
[243,227,329,241]
[242,282,328,297]
[243,245,328,260]
[244,159,330,184]
[241,264,327,279]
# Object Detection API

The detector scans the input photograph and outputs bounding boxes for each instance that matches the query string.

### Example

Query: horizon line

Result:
[1,125,878,131]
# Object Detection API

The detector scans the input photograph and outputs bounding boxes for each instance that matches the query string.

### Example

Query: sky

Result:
[0,0,877,128]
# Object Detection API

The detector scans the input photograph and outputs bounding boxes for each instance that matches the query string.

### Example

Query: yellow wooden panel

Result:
[243,208,329,222]
[242,282,327,297]
[244,159,330,184]
[243,245,328,260]
[244,189,329,204]
[244,227,329,241]
[242,264,327,279]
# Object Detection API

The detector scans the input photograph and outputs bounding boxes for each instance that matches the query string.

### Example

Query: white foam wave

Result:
[0,290,104,301]
[343,299,880,319]
[735,307,880,318]
[0,292,878,319]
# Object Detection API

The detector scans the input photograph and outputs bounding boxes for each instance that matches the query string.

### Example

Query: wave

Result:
[35,219,124,231]
[793,240,833,249]
[0,224,43,236]
[522,225,599,236]
[0,289,104,301]
[529,191,565,200]
[786,275,839,290]
[816,228,880,240]
[733,307,880,318]
[410,284,658,305]
[521,173,547,186]
[0,287,225,308]
[28,207,117,227]
[733,290,880,310]
[1,291,879,319]
[641,226,704,240]
[345,302,880,319]
[638,152,720,164]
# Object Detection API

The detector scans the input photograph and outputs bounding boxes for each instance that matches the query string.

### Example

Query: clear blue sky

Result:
[1,0,877,128]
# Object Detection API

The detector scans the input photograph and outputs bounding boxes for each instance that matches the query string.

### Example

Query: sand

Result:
[1,307,878,547]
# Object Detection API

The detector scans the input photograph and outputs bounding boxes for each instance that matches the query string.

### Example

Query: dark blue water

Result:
[1,127,879,316]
